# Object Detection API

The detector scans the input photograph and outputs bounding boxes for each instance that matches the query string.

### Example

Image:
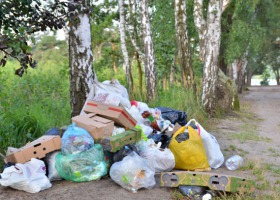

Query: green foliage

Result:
[220,0,279,80]
[260,69,270,85]
[0,36,70,159]
[91,1,119,47]
[0,0,68,75]
[149,86,207,122]
[150,0,176,80]
[222,0,263,64]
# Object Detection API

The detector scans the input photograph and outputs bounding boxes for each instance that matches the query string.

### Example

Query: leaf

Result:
[15,67,24,77]
[0,59,7,67]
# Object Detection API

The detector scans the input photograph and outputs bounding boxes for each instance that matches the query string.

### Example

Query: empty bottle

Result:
[225,155,244,170]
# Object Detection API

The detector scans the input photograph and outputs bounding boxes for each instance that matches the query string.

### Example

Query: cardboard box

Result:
[84,101,136,129]
[72,113,114,140]
[99,128,141,152]
[5,135,61,164]
[160,171,255,193]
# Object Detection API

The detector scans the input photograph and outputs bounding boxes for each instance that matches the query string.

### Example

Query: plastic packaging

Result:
[186,119,224,169]
[109,152,156,193]
[178,185,208,199]
[131,100,150,114]
[55,144,107,182]
[61,124,94,155]
[0,158,51,193]
[135,139,175,172]
[156,106,187,126]
[169,126,209,171]
[225,155,244,170]
[128,105,146,124]
[112,145,139,163]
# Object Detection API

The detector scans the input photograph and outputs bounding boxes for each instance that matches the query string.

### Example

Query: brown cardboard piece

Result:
[165,123,182,137]
[72,113,114,140]
[84,101,136,129]
[5,135,61,164]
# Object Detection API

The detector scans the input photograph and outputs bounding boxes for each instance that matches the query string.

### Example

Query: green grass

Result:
[0,60,70,168]
[267,147,280,157]
[229,124,271,143]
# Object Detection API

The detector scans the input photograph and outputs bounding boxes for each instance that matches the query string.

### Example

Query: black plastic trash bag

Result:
[112,145,139,163]
[147,133,171,149]
[156,107,187,126]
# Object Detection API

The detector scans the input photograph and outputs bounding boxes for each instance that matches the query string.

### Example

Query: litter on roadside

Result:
[0,79,255,197]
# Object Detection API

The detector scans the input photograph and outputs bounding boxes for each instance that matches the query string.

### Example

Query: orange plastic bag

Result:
[169,126,209,171]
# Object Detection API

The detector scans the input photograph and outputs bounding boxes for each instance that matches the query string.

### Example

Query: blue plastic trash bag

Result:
[61,123,94,155]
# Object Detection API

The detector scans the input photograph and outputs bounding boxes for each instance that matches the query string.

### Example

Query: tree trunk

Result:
[140,0,157,102]
[193,0,206,62]
[202,0,229,115]
[175,0,195,89]
[273,69,280,85]
[111,43,117,73]
[236,57,248,93]
[135,51,143,97]
[246,67,253,87]
[69,0,95,117]
[170,56,176,87]
[118,0,133,93]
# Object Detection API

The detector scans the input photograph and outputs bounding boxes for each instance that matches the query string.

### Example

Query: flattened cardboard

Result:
[72,113,114,139]
[84,101,136,129]
[5,135,61,164]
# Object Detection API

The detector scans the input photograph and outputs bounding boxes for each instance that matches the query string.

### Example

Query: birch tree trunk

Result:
[236,57,248,93]
[69,0,95,117]
[193,0,206,61]
[140,0,157,102]
[118,0,133,93]
[201,0,229,114]
[175,0,195,89]
[229,60,238,81]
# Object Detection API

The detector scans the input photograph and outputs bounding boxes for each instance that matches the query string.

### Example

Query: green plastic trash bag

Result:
[55,144,107,182]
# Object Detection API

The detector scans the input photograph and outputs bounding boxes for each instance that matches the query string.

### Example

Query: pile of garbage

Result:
[0,80,255,199]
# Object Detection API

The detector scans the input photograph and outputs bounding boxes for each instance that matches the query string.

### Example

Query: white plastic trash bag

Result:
[109,151,156,193]
[186,119,224,169]
[80,79,130,115]
[136,139,175,172]
[0,158,52,193]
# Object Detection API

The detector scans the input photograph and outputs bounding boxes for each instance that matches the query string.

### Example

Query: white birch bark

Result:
[118,0,133,91]
[201,0,229,114]
[69,0,94,117]
[175,0,194,89]
[140,0,157,102]
[193,0,206,61]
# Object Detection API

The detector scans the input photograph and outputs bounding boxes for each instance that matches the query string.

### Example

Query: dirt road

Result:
[1,86,279,199]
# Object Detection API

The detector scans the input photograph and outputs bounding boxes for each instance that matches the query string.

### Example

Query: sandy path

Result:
[210,85,280,194]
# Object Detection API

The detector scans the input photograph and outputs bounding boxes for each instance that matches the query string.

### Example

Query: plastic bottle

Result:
[225,155,244,170]
[131,100,150,114]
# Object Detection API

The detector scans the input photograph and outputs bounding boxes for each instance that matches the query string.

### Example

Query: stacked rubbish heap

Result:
[0,80,255,198]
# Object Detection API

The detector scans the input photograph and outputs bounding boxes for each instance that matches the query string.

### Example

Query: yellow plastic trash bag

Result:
[169,126,209,171]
